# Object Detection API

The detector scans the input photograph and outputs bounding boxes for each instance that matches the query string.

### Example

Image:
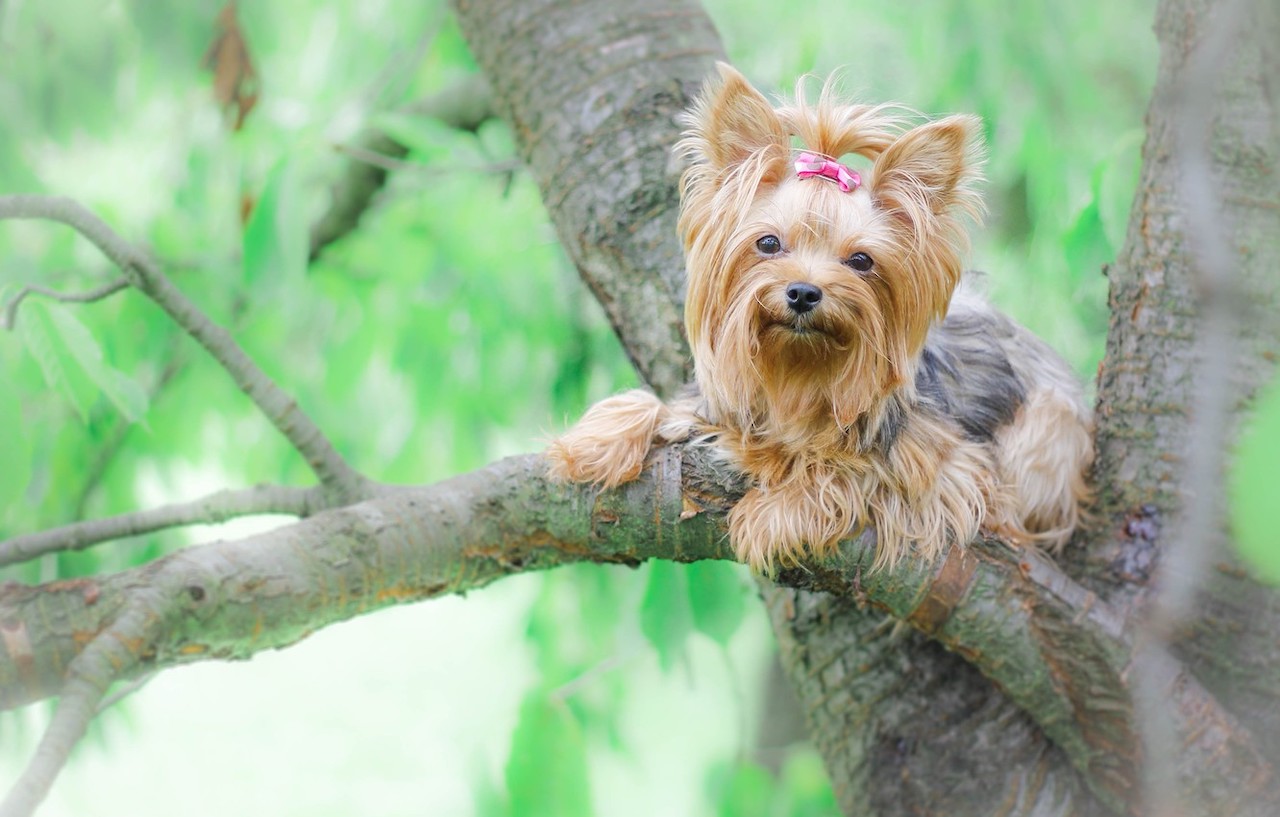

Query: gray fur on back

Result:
[916,296,1028,443]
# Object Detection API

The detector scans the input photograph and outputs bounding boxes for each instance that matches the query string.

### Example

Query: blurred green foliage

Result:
[1230,374,1280,584]
[0,0,1158,814]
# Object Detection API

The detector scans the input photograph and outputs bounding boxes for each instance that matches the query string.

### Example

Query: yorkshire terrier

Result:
[547,64,1093,573]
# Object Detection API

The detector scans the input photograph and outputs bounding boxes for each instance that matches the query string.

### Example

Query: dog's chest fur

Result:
[693,291,1029,487]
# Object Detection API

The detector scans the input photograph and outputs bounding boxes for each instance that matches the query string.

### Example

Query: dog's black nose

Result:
[785,282,823,314]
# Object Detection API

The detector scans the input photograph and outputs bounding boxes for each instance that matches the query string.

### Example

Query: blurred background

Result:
[0,0,1156,814]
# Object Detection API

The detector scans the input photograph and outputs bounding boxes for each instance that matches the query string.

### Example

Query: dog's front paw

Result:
[545,390,669,488]
[727,484,855,574]
[545,433,648,488]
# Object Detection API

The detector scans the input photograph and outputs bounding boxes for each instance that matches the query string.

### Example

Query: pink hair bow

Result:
[794,152,861,193]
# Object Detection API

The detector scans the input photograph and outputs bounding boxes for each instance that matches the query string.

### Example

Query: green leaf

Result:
[505,692,592,817]
[16,302,149,424]
[243,156,307,288]
[0,384,32,514]
[45,306,149,424]
[639,559,692,673]
[1063,200,1108,277]
[18,301,99,421]
[1230,373,1280,584]
[686,560,749,648]
[777,749,840,817]
[100,368,150,425]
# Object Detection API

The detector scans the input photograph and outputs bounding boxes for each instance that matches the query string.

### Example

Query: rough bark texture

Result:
[0,450,720,712]
[766,589,1087,817]
[18,434,1270,815]
[5,0,1278,813]
[0,451,1135,744]
[446,1,1118,813]
[1091,0,1279,532]
[1085,0,1280,776]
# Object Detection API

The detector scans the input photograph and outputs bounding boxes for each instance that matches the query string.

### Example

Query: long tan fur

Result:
[547,64,1093,573]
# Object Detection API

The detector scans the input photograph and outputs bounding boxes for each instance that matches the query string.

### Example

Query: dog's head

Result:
[678,64,983,435]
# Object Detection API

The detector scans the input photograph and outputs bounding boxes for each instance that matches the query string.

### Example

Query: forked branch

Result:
[309,74,493,258]
[0,448,1271,816]
[1,277,129,330]
[0,600,160,817]
[0,195,371,498]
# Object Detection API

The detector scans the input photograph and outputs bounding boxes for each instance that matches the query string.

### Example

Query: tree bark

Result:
[446,0,1113,813]
[450,0,1280,813]
[766,588,1090,817]
[1085,0,1280,775]
[3,0,1277,813]
[1091,0,1279,535]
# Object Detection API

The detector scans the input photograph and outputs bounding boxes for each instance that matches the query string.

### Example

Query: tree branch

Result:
[0,484,325,568]
[1,277,129,331]
[445,1,1251,813]
[309,74,494,259]
[0,448,1270,813]
[763,587,1097,816]
[0,599,158,817]
[1086,0,1280,804]
[0,195,372,498]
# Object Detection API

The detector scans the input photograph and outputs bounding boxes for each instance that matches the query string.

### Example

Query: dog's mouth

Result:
[763,316,846,346]
[784,322,823,336]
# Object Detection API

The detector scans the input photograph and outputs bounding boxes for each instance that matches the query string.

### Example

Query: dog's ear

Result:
[871,115,983,222]
[683,63,788,177]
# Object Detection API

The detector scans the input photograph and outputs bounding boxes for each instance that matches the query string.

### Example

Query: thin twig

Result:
[0,195,371,497]
[1,276,130,330]
[549,651,637,701]
[0,484,323,568]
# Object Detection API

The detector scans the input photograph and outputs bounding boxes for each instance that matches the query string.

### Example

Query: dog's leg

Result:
[992,387,1093,550]
[869,423,994,568]
[725,417,1003,573]
[546,389,672,488]
[727,472,862,574]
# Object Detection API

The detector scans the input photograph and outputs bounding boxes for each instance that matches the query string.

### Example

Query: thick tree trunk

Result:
[1091,0,1279,534]
[448,0,1111,813]
[766,588,1092,817]
[1086,0,1280,773]
[6,0,1274,813]
[453,0,1280,813]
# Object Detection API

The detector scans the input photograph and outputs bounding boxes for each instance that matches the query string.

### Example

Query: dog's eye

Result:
[756,235,783,255]
[844,252,874,272]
